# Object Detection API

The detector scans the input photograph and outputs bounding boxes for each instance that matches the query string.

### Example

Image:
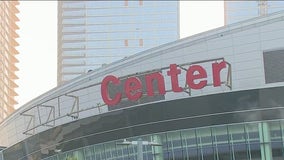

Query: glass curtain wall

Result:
[43,120,284,160]
[58,1,179,84]
[225,1,284,25]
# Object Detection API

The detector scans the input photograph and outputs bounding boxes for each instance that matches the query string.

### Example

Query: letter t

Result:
[167,64,183,92]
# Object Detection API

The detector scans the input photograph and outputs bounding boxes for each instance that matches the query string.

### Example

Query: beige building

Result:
[0,1,19,121]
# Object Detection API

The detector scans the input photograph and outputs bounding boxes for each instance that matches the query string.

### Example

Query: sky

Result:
[15,1,224,109]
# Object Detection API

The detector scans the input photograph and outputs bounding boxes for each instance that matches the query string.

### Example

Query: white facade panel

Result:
[261,38,284,51]
[260,20,284,32]
[234,51,261,62]
[233,59,262,72]
[233,78,261,90]
[206,37,233,50]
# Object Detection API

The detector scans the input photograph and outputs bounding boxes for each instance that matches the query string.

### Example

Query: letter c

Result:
[101,75,121,106]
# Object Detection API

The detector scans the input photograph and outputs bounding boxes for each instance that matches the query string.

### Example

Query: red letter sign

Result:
[125,77,143,101]
[101,59,229,105]
[145,72,166,96]
[212,61,227,87]
[186,65,207,89]
[167,64,183,92]
[101,75,121,106]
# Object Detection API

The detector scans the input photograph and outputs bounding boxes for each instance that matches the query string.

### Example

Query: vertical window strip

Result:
[139,39,143,47]
[124,39,128,47]
[139,0,143,6]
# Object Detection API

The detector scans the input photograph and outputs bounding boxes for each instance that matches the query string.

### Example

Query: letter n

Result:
[145,72,166,96]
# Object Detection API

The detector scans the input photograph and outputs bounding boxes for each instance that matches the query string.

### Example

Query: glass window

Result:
[225,1,259,24]
[62,2,85,8]
[245,123,261,160]
[63,34,85,40]
[62,18,85,25]
[62,66,85,73]
[62,10,85,17]
[62,26,85,32]
[62,42,85,49]
[84,145,95,160]
[263,49,284,84]
[63,50,85,55]
[267,1,284,14]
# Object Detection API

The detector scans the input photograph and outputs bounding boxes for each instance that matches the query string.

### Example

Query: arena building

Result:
[1,11,284,160]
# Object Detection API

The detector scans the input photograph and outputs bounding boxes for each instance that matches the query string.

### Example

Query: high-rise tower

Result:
[0,1,19,121]
[225,1,284,25]
[57,1,179,85]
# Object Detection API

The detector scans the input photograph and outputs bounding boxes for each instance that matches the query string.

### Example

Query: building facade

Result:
[0,1,19,122]
[1,10,284,160]
[57,1,179,85]
[225,0,284,25]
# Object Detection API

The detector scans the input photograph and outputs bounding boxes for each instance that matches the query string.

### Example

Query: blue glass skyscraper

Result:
[225,1,284,25]
[57,1,179,84]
